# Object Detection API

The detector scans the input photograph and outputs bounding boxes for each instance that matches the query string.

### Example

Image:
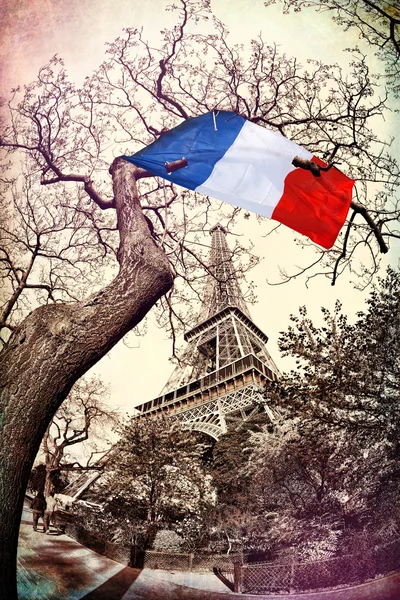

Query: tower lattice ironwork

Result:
[136,224,280,439]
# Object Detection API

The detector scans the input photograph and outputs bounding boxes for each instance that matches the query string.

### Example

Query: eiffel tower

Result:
[135,224,280,439]
[59,225,280,502]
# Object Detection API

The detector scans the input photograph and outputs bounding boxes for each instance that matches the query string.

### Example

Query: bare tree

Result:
[0,170,118,346]
[94,11,399,285]
[0,156,173,597]
[42,376,117,496]
[0,1,398,596]
[265,0,400,96]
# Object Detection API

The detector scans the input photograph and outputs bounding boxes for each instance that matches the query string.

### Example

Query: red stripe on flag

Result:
[271,156,355,249]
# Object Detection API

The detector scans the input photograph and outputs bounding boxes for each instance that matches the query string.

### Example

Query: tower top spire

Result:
[197,224,251,323]
[209,223,227,235]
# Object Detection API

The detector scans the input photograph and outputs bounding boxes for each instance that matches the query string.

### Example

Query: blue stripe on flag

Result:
[120,111,246,189]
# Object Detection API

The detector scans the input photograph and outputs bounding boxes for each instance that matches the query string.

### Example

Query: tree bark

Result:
[0,158,174,599]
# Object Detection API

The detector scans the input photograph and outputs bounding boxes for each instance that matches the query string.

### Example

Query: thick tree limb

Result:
[350,200,388,254]
[41,170,115,210]
[41,161,158,206]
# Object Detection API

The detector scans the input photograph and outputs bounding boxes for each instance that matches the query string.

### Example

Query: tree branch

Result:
[41,170,115,210]
[350,200,389,254]
[156,0,190,119]
[331,209,358,286]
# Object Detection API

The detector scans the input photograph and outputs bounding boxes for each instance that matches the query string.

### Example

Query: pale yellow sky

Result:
[1,0,398,411]
[1,0,369,92]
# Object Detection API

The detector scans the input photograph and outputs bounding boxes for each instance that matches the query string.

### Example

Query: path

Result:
[18,505,400,600]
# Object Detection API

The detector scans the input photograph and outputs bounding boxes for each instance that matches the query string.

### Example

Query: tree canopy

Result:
[242,268,400,557]
[79,416,213,549]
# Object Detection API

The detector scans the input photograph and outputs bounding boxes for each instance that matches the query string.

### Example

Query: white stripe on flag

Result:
[195,120,312,217]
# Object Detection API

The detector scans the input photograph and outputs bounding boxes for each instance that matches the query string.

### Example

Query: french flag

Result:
[121,111,354,249]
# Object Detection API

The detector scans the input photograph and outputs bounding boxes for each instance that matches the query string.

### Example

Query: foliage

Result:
[277,267,400,457]
[81,415,214,549]
[244,268,400,556]
[153,529,183,551]
[209,412,274,552]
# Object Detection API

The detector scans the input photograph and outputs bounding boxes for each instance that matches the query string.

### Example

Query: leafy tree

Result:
[0,1,399,595]
[245,268,400,556]
[41,376,118,496]
[209,413,273,552]
[88,416,213,548]
[245,417,375,558]
[277,267,400,453]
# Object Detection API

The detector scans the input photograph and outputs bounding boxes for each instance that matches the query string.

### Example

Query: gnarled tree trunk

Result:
[0,159,174,599]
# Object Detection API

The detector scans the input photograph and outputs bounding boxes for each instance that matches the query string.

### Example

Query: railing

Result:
[132,549,242,572]
[137,353,277,413]
[231,537,400,594]
[64,522,241,573]
[63,519,400,594]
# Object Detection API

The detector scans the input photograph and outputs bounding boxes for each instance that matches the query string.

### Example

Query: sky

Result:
[1,0,398,413]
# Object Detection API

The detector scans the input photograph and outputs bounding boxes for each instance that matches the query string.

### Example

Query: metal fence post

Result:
[189,552,194,571]
[290,559,296,594]
[234,562,243,593]
[130,543,137,568]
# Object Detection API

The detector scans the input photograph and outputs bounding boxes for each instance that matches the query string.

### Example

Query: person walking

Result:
[31,491,46,532]
[43,491,58,535]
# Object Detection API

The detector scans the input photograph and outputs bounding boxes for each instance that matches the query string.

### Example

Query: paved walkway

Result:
[18,505,400,600]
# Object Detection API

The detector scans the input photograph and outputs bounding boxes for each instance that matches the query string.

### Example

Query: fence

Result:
[64,520,400,593]
[139,550,191,570]
[134,549,242,571]
[64,522,241,572]
[232,537,400,594]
